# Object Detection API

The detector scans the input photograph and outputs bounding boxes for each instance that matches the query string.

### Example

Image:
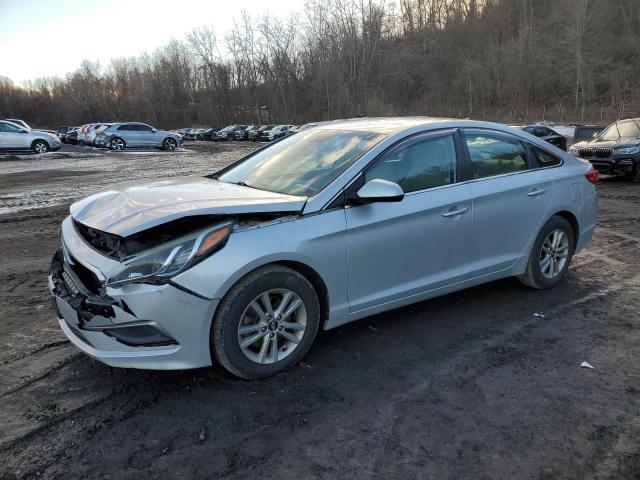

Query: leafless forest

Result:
[1,0,639,128]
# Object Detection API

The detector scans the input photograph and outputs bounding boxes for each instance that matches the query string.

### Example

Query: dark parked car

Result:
[182,128,198,141]
[56,126,73,137]
[194,128,209,140]
[517,125,567,151]
[235,125,259,140]
[249,125,274,141]
[216,125,248,141]
[65,127,80,145]
[59,126,78,144]
[569,118,640,181]
[200,128,220,141]
[573,124,606,144]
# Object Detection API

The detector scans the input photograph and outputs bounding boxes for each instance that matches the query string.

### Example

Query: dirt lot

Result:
[1,142,639,479]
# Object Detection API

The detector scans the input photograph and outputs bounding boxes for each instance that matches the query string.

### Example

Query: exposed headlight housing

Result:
[106,224,232,286]
[616,146,640,155]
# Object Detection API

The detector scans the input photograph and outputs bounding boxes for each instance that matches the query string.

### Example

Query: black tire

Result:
[162,137,178,151]
[519,216,575,289]
[32,140,50,154]
[211,265,321,380]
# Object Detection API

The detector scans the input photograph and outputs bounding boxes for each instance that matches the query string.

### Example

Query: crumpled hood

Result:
[70,176,307,236]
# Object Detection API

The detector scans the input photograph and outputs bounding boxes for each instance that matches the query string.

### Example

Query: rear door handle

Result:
[527,187,547,197]
[442,207,469,218]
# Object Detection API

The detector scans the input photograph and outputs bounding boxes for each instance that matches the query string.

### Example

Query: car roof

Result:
[311,116,457,134]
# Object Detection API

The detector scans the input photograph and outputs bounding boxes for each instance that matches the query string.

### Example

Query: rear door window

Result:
[464,132,528,179]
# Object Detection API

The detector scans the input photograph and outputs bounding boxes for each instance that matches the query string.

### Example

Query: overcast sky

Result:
[0,0,303,85]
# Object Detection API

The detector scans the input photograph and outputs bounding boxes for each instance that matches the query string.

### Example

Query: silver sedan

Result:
[49,118,598,378]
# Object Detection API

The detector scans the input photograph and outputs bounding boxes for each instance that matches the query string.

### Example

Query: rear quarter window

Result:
[531,146,562,167]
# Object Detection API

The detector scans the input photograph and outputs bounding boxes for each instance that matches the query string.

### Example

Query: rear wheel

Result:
[519,216,575,289]
[109,137,125,151]
[162,138,177,151]
[32,140,49,154]
[212,265,320,379]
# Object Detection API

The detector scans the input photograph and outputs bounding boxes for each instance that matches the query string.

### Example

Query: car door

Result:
[137,124,157,146]
[345,130,473,313]
[0,121,27,149]
[461,129,554,277]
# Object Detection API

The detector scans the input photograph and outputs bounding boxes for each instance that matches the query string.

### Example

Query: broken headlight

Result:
[106,224,232,286]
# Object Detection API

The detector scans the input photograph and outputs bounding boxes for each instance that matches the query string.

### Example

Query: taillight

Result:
[585,168,599,184]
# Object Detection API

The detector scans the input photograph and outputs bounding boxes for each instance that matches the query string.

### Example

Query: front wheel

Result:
[162,138,177,151]
[32,140,50,154]
[212,265,320,379]
[519,216,575,289]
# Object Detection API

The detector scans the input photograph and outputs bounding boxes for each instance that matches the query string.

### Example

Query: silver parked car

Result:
[95,122,182,150]
[49,118,598,378]
[0,120,61,153]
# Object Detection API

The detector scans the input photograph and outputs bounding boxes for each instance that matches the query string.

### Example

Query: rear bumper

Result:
[49,241,219,370]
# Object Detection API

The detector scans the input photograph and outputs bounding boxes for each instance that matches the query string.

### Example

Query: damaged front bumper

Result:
[48,218,219,369]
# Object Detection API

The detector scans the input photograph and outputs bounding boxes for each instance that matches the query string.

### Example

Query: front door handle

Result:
[527,187,547,197]
[442,206,469,218]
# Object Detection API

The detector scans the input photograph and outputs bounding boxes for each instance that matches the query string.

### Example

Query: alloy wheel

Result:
[164,138,177,150]
[34,142,48,154]
[539,228,569,279]
[111,138,124,150]
[237,288,307,365]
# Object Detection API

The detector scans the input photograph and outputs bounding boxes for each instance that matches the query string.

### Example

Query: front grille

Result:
[68,254,102,294]
[61,270,80,295]
[578,147,613,158]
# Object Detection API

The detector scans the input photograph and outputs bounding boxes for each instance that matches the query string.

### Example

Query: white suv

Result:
[0,120,61,153]
[261,124,294,141]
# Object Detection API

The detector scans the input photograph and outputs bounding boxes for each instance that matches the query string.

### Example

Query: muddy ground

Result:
[0,141,639,479]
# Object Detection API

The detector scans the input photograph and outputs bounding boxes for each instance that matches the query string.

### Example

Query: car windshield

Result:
[218,128,387,197]
[599,120,640,141]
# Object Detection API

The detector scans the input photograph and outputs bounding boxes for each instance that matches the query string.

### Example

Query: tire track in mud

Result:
[357,246,640,478]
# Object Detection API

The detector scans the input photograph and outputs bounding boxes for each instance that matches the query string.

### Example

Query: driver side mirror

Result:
[350,178,404,205]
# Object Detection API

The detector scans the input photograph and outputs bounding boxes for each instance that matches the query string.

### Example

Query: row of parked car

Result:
[178,124,296,142]
[4,116,635,181]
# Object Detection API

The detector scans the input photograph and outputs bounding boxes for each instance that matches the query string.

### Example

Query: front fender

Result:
[172,209,349,321]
